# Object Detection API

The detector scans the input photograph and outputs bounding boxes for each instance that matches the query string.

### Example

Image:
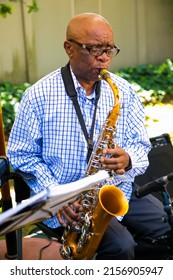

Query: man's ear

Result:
[64,41,73,57]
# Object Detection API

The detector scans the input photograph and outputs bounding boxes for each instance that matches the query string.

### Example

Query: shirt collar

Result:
[69,66,101,106]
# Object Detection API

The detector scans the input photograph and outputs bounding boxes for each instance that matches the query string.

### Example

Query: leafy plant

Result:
[115,59,173,105]
[0,82,31,137]
[0,0,39,18]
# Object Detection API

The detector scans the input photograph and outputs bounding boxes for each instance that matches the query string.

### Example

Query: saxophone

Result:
[60,69,129,260]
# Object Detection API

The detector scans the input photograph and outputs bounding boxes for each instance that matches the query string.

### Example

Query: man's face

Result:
[64,22,115,83]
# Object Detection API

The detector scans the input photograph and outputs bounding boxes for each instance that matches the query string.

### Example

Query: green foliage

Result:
[0,82,31,137]
[0,0,39,17]
[27,0,38,13]
[115,59,173,105]
[0,3,13,17]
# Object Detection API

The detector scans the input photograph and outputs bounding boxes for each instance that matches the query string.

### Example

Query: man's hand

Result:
[100,144,131,175]
[56,199,84,227]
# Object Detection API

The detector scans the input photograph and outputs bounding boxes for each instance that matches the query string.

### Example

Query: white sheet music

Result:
[0,170,109,235]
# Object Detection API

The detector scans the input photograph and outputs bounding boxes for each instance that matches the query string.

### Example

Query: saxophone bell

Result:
[99,184,129,216]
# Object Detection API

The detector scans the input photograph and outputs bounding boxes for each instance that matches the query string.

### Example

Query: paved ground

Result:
[0,237,63,260]
[145,104,173,140]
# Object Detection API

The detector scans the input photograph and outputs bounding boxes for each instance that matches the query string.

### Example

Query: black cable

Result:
[38,238,56,260]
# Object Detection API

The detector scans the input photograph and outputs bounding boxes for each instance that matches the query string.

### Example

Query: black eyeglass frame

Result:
[68,39,120,57]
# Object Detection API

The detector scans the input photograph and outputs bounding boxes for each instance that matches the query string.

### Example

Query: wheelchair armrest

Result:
[10,170,35,181]
[10,171,35,203]
[0,156,10,188]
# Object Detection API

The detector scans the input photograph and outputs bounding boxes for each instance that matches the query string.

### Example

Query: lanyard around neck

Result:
[61,63,101,162]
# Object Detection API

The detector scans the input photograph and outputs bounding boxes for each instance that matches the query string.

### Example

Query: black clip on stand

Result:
[159,183,173,259]
[160,187,173,230]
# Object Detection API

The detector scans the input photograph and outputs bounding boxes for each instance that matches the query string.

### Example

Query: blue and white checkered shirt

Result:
[7,66,151,228]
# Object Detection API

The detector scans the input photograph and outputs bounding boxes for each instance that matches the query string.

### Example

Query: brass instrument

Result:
[60,69,129,260]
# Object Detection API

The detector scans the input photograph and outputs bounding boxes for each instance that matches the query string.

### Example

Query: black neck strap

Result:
[61,62,101,162]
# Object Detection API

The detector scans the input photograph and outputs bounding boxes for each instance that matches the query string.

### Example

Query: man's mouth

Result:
[94,68,108,78]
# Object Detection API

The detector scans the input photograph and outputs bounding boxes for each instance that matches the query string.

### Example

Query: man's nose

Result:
[96,51,111,62]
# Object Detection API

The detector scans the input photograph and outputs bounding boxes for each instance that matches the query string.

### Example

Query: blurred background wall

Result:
[0,0,173,83]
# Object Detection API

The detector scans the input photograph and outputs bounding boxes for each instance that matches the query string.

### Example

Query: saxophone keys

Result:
[60,245,72,260]
[77,243,83,253]
[109,141,116,149]
[71,222,82,233]
[77,212,86,222]
[81,199,91,208]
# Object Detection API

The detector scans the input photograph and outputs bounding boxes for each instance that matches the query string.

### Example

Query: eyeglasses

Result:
[68,39,120,57]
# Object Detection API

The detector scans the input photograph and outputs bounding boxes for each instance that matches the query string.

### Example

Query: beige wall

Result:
[0,0,173,83]
[0,1,26,82]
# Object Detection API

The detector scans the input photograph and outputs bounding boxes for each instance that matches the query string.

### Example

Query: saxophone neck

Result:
[100,69,120,107]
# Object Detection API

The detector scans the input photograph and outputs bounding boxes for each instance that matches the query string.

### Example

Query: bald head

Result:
[64,13,115,88]
[66,13,113,41]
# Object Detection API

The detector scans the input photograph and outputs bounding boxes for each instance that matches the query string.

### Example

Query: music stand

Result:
[0,157,17,259]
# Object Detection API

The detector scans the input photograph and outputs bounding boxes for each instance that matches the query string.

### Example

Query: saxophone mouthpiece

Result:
[100,69,110,80]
